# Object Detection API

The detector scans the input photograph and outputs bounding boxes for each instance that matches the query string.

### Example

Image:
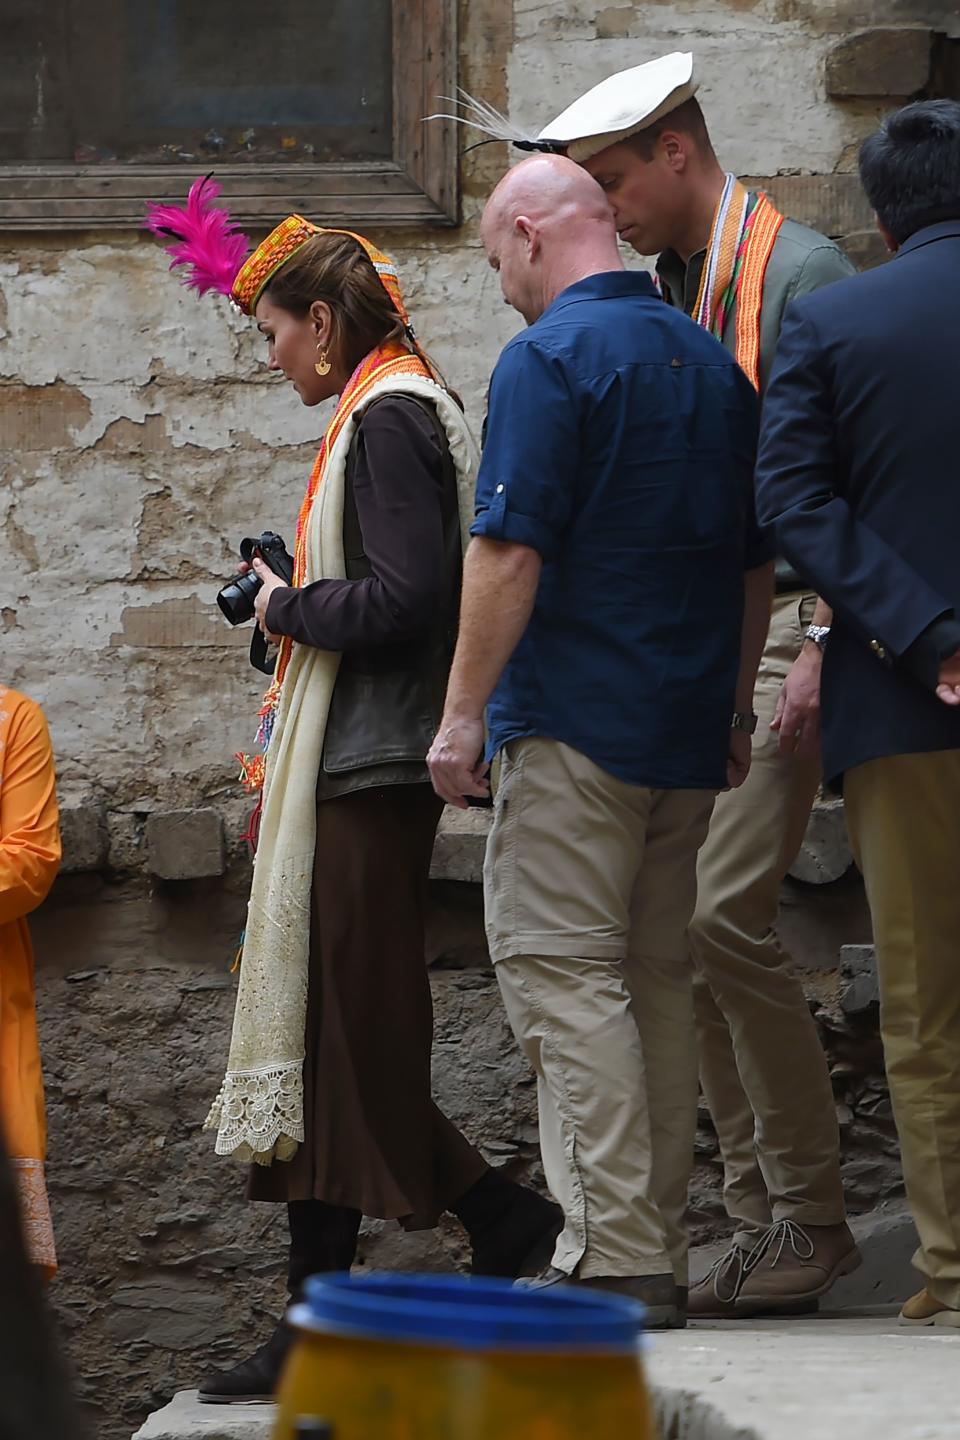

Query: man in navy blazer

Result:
[755,100,960,1330]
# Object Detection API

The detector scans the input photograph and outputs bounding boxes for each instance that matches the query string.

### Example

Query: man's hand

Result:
[726,728,753,789]
[251,555,287,643]
[771,642,822,758]
[935,649,960,706]
[427,716,490,810]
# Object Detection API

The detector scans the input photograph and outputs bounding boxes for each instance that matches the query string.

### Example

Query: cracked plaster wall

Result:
[0,3,942,1436]
[1,1,947,814]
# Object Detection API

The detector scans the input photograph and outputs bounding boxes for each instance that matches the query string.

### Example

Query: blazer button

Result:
[870,639,887,660]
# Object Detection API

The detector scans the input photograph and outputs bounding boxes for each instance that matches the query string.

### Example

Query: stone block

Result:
[430,805,492,884]
[842,229,892,273]
[840,942,879,1015]
[741,174,874,239]
[107,810,145,871]
[133,1389,270,1438]
[826,29,932,98]
[145,809,225,880]
[58,801,109,873]
[788,797,853,885]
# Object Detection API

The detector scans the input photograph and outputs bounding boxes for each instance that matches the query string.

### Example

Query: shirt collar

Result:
[541,270,658,321]
[656,247,705,316]
[897,218,960,258]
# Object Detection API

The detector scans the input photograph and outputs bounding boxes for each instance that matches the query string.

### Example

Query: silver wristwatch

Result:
[731,711,758,733]
[805,625,831,651]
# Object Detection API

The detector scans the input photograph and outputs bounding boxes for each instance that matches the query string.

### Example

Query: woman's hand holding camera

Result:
[250,556,287,644]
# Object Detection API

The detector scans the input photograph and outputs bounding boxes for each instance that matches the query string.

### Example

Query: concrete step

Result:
[133,1313,960,1440]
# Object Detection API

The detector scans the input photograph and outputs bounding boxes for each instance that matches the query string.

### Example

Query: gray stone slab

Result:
[134,1317,960,1440]
[788,797,852,885]
[145,808,226,880]
[840,942,880,1015]
[133,1390,273,1439]
[648,1317,960,1440]
[429,805,492,884]
[59,801,109,872]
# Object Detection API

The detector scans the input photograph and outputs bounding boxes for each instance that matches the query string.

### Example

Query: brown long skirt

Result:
[248,783,487,1227]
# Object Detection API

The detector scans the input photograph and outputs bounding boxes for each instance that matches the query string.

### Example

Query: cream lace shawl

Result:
[205,375,480,1163]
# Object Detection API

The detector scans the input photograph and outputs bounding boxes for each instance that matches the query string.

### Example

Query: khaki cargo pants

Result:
[484,737,716,1284]
[690,593,846,1245]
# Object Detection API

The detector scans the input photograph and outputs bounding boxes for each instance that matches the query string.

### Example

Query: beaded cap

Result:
[232,214,410,325]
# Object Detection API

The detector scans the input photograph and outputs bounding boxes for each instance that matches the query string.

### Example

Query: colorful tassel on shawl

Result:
[144,174,251,299]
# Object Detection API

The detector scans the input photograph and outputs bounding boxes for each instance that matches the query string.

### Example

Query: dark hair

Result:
[263,230,457,398]
[858,100,960,245]
[625,97,715,162]
[262,231,406,375]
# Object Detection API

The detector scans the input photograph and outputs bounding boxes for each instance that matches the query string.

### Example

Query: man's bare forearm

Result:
[444,537,543,721]
[736,562,775,711]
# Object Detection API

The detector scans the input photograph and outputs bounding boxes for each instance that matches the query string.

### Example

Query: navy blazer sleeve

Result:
[755,302,954,663]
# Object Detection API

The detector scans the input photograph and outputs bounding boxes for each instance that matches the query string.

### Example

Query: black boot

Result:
[197,1200,362,1405]
[198,1322,294,1404]
[286,1199,362,1294]
[451,1169,564,1278]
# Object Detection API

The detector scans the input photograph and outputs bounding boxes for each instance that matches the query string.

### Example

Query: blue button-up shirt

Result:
[472,271,769,790]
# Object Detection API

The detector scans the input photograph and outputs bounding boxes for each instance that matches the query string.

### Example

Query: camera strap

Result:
[249,628,276,676]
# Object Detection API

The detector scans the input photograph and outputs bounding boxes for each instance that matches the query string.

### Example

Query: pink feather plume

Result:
[144,175,251,299]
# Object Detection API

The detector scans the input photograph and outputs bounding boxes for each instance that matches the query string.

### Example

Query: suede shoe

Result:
[521,1265,685,1329]
[689,1243,819,1319]
[899,1288,960,1328]
[198,1321,293,1404]
[734,1220,860,1315]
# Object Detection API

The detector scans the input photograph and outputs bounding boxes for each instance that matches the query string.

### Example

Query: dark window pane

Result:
[1,0,393,164]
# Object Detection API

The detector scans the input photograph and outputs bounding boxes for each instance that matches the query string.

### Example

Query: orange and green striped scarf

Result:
[692,174,784,390]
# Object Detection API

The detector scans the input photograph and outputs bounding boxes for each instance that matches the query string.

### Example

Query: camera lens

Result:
[216,569,262,626]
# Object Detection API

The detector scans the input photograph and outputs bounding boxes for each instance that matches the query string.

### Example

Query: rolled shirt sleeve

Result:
[471,338,580,561]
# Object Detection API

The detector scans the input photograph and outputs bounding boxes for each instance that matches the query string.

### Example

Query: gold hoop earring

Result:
[315,347,331,377]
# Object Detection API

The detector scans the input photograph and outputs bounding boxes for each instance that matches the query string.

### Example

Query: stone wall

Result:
[2,2,954,1436]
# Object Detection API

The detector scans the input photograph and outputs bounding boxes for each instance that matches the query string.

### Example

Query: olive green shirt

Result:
[657,203,856,587]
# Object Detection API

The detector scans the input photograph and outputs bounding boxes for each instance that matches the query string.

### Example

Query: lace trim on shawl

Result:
[12,1157,57,1275]
[204,1060,304,1164]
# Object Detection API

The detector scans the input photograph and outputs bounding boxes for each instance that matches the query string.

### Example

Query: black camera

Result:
[217,532,295,627]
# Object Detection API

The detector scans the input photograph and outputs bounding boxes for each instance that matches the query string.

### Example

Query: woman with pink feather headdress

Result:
[145,179,560,1402]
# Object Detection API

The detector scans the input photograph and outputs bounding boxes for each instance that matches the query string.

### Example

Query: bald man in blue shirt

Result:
[428,155,772,1328]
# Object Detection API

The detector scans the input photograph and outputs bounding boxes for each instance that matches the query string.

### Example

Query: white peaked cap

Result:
[537,52,698,163]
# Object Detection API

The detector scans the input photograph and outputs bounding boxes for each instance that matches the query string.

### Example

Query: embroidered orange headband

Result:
[145,176,410,326]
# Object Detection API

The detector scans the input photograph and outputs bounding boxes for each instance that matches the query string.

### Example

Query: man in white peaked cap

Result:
[535,53,862,1319]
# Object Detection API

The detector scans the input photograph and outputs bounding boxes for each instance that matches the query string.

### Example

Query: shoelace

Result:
[704,1244,746,1302]
[743,1218,815,1275]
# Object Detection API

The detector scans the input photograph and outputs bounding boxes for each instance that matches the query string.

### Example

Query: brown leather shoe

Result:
[899,1288,960,1328]
[689,1241,820,1319]
[522,1266,685,1329]
[734,1220,860,1315]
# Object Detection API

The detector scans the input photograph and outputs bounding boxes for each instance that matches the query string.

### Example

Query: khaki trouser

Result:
[690,593,846,1244]
[484,738,716,1284]
[844,750,960,1309]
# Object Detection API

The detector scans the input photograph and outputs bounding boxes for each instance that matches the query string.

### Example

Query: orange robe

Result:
[0,687,60,1276]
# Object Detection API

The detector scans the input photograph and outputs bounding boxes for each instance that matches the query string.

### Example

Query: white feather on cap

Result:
[537,53,698,163]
